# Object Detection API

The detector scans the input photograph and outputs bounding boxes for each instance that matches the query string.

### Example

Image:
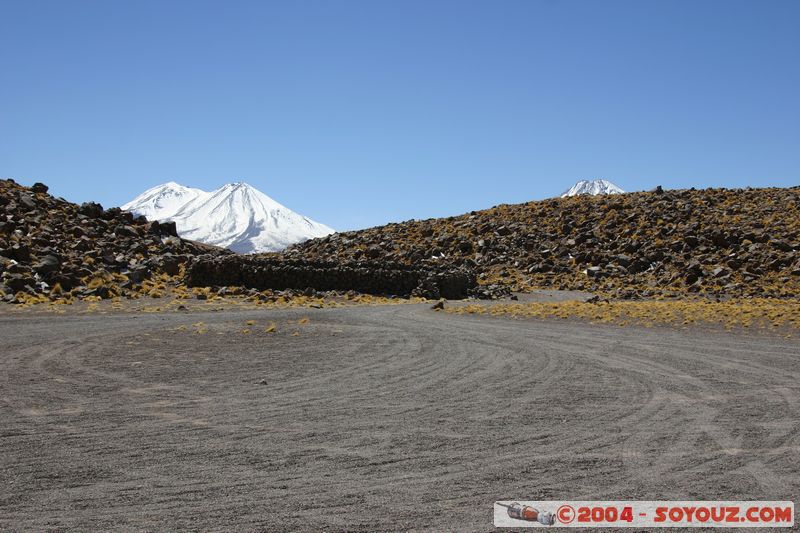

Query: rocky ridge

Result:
[0,179,485,303]
[284,186,800,299]
[0,179,228,303]
[5,179,800,304]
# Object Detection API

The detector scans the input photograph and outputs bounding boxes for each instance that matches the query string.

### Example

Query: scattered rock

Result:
[0,179,229,302]
[5,177,800,304]
[712,266,729,278]
[78,201,104,218]
[585,266,602,278]
[281,185,800,299]
[365,245,383,259]
[33,254,60,275]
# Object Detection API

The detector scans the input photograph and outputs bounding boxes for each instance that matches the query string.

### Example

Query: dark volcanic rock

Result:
[0,179,230,302]
[78,202,104,218]
[5,178,800,302]
[33,254,60,275]
[3,244,31,262]
[5,274,35,293]
[282,186,800,299]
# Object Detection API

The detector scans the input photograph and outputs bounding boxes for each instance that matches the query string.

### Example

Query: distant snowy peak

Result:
[122,182,208,220]
[122,181,334,253]
[561,179,625,197]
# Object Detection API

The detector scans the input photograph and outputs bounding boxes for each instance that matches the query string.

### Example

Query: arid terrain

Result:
[3,1,798,529]
[286,185,800,299]
[3,180,800,530]
[4,179,800,305]
[2,302,798,531]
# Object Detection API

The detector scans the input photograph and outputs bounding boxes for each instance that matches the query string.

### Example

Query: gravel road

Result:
[1,304,798,531]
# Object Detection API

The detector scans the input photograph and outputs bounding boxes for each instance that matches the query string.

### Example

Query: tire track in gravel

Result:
[603,337,800,496]
[1,305,798,531]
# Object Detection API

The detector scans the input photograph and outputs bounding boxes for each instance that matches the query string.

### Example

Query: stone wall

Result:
[186,255,477,299]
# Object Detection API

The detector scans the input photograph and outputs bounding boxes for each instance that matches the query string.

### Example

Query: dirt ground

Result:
[1,303,798,531]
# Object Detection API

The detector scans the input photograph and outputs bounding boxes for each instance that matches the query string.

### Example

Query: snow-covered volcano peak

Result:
[561,179,625,197]
[122,181,334,253]
[122,182,208,220]
[201,181,287,213]
[220,181,249,191]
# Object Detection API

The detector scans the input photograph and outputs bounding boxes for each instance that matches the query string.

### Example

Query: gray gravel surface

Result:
[1,305,798,531]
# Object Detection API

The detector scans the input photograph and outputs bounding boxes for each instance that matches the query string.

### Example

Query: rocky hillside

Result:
[0,179,481,303]
[284,186,800,299]
[0,179,227,303]
[5,179,800,303]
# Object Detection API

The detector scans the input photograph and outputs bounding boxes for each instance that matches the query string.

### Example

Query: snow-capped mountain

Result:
[121,182,209,221]
[122,182,334,253]
[561,179,625,197]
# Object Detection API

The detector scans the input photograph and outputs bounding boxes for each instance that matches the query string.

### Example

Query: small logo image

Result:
[556,504,576,524]
[495,500,794,528]
[497,502,556,525]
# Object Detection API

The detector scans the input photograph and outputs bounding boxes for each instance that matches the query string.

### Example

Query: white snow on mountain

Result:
[122,182,209,220]
[561,179,625,197]
[122,182,334,253]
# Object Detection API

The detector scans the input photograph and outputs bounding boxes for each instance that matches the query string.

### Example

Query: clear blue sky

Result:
[1,0,798,230]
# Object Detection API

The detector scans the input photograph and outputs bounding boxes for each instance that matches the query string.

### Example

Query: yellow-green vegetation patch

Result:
[4,289,429,314]
[446,298,800,335]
